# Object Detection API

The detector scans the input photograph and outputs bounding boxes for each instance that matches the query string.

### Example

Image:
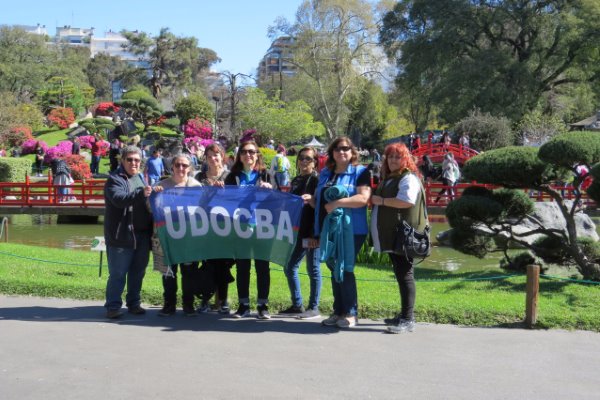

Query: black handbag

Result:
[393,182,431,261]
[394,220,431,259]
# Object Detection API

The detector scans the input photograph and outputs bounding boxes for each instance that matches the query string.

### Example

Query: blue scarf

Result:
[319,185,355,282]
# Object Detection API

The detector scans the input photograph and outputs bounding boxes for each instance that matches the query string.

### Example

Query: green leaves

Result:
[538,131,600,167]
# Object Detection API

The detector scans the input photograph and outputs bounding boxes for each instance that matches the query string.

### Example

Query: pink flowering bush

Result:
[78,135,95,149]
[0,125,34,148]
[21,139,49,155]
[183,117,212,139]
[44,141,73,163]
[240,129,257,143]
[183,136,214,150]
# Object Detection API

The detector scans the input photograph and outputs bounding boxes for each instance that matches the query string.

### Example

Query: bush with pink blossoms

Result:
[21,139,49,155]
[77,135,95,149]
[183,136,214,150]
[183,117,212,139]
[44,141,73,163]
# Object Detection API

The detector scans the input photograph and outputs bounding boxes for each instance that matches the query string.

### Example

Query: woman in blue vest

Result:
[224,140,274,319]
[370,143,425,334]
[314,136,371,328]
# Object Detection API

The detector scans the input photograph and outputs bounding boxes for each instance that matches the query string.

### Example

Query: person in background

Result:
[225,140,274,319]
[145,149,164,186]
[33,141,45,177]
[109,139,121,172]
[103,145,153,319]
[435,152,460,203]
[90,133,102,175]
[270,144,291,190]
[71,137,80,155]
[370,143,425,334]
[313,136,371,329]
[266,139,275,150]
[280,146,321,319]
[51,158,73,203]
[195,143,234,315]
[420,155,437,183]
[153,153,202,317]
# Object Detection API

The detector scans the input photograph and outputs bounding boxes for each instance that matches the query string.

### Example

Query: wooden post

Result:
[525,264,540,328]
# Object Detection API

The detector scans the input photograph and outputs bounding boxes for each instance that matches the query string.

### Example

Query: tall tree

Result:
[270,0,385,139]
[0,27,53,101]
[239,87,325,144]
[87,53,131,100]
[121,28,219,99]
[380,0,600,123]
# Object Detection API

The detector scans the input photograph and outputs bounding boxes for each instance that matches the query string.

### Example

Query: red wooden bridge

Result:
[0,176,594,216]
[412,142,479,165]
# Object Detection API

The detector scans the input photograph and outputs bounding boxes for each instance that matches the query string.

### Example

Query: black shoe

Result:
[158,306,176,317]
[106,309,123,319]
[232,304,251,318]
[384,315,401,326]
[183,306,197,317]
[128,305,146,315]
[279,305,305,315]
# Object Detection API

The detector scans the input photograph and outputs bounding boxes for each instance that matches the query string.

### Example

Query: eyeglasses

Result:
[125,157,141,163]
[173,163,190,169]
[298,156,314,162]
[333,146,351,153]
[240,149,258,156]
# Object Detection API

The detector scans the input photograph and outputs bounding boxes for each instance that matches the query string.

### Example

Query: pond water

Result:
[0,213,509,273]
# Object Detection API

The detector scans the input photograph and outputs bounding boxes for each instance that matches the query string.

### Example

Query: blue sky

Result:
[3,0,303,75]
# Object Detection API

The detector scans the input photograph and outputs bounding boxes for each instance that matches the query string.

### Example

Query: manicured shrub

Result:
[453,109,514,151]
[21,139,48,155]
[183,117,212,139]
[64,154,91,180]
[0,157,33,182]
[0,125,34,148]
[47,107,76,129]
[94,102,120,117]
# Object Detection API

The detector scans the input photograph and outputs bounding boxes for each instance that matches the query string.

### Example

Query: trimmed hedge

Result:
[0,158,33,182]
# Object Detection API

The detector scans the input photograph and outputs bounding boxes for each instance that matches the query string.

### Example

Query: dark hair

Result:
[205,143,226,159]
[325,136,359,171]
[295,146,317,173]
[230,140,266,175]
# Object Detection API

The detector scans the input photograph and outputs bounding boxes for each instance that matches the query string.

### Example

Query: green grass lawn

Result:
[1,243,599,331]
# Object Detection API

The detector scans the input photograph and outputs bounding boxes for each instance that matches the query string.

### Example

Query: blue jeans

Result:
[284,239,321,310]
[90,155,101,174]
[104,232,151,311]
[325,234,366,317]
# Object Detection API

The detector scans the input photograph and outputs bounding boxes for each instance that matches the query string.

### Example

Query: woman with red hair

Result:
[370,143,427,334]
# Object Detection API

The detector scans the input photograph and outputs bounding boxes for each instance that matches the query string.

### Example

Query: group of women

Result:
[151,136,425,334]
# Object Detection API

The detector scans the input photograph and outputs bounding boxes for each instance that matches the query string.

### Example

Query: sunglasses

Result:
[240,149,258,156]
[125,157,141,163]
[298,156,315,162]
[333,146,352,153]
[173,163,190,169]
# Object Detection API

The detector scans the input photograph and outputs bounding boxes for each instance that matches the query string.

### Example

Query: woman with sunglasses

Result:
[314,136,371,328]
[280,146,321,319]
[371,143,424,334]
[224,140,274,319]
[194,143,234,314]
[152,153,203,317]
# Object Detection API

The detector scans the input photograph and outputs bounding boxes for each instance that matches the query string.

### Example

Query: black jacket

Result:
[103,166,152,248]
[289,172,318,240]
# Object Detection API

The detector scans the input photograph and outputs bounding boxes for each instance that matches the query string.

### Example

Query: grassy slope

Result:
[1,243,599,331]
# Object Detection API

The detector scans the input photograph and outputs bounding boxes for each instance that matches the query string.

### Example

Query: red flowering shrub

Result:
[95,102,120,117]
[183,117,212,139]
[47,107,75,129]
[64,154,91,180]
[0,125,34,148]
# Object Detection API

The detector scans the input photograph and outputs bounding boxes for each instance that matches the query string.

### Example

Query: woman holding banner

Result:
[152,153,202,317]
[314,137,371,328]
[224,140,274,319]
[195,143,234,314]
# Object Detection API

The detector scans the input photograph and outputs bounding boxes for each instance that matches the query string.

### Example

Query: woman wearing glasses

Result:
[224,140,274,319]
[195,143,234,314]
[280,146,321,319]
[314,137,371,328]
[152,153,202,317]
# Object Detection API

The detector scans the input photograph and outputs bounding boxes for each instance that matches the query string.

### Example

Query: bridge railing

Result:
[412,142,479,164]
[0,177,105,207]
[0,178,595,209]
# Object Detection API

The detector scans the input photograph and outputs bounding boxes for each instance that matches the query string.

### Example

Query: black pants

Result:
[236,259,270,305]
[162,262,199,309]
[389,253,415,321]
[199,259,235,304]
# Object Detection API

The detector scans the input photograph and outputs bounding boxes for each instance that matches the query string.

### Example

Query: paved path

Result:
[1,295,599,400]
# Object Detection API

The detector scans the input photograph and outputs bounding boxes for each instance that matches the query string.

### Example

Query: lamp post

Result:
[212,92,221,140]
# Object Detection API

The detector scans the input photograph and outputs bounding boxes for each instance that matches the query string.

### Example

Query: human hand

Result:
[301,194,312,204]
[259,181,272,189]
[144,186,153,197]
